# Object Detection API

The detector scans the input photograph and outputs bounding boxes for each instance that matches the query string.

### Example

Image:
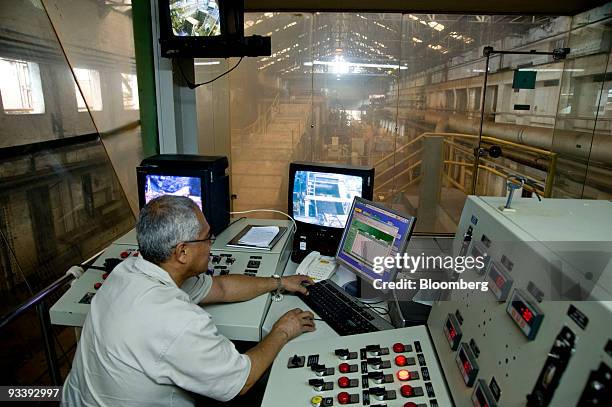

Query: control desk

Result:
[50,218,294,341]
[49,198,612,406]
[262,197,612,407]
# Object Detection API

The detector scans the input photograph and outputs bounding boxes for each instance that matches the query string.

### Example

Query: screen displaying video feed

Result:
[292,171,363,228]
[144,174,202,209]
[169,0,221,37]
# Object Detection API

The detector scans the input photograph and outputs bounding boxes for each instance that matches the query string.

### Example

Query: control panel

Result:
[429,197,612,406]
[206,252,268,278]
[262,326,452,407]
[50,218,294,341]
[49,242,138,326]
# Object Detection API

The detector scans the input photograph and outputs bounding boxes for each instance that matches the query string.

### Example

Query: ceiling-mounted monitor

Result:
[158,0,271,58]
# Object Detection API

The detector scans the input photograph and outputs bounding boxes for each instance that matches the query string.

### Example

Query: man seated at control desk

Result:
[62,195,316,406]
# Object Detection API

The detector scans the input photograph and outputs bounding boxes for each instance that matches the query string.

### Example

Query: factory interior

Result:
[1,0,611,406]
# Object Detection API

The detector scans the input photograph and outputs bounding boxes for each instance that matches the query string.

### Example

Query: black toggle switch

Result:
[366,345,382,355]
[311,363,326,371]
[368,372,384,384]
[335,349,350,360]
[288,354,305,368]
[311,364,331,376]
[367,358,382,368]
[309,379,324,390]
[369,387,387,401]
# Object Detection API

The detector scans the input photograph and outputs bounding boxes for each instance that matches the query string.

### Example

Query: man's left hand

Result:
[281,275,313,295]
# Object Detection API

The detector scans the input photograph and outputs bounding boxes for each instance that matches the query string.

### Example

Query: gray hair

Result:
[136,195,202,264]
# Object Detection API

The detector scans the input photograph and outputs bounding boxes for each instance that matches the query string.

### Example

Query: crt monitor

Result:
[288,162,374,262]
[136,155,230,236]
[336,197,416,299]
[141,173,203,209]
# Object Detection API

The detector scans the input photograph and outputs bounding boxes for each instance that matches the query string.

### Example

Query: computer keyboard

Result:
[298,280,395,336]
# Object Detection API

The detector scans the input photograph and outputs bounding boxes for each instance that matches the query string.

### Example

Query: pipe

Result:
[453,138,612,192]
[413,111,612,166]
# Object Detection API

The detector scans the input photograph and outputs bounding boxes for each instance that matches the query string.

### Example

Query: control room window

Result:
[0,57,45,115]
[74,67,103,112]
[121,72,139,110]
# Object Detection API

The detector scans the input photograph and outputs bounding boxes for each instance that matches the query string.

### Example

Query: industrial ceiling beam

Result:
[245,0,607,16]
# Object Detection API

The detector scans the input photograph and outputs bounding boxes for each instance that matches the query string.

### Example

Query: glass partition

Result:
[192,9,612,233]
[0,0,137,385]
[44,0,144,213]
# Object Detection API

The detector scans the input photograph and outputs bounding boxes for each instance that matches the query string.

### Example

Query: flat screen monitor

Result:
[158,0,271,57]
[292,171,363,228]
[337,197,416,285]
[143,174,203,210]
[169,0,222,37]
[288,162,374,261]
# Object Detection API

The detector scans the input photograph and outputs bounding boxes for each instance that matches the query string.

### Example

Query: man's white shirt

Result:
[61,255,251,406]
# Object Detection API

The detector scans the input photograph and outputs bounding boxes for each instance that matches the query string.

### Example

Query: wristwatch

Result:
[271,274,284,302]
[271,274,283,291]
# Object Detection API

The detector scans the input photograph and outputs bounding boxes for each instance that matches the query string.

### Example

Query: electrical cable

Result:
[230,209,297,233]
[175,57,243,89]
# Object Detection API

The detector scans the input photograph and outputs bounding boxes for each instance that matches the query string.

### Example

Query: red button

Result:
[395,355,408,366]
[337,392,350,404]
[397,369,410,381]
[393,342,405,353]
[400,385,414,397]
[404,403,418,407]
[338,376,350,388]
[339,363,350,373]
[120,251,129,259]
[102,273,109,280]
[94,282,102,290]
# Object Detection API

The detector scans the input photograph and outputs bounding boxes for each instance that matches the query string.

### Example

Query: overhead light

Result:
[519,68,584,72]
[330,56,349,74]
[428,21,445,31]
[306,60,407,71]
[194,61,221,66]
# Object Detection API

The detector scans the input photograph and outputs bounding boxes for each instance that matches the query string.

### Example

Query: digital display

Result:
[456,343,478,387]
[292,170,363,228]
[487,262,512,301]
[470,243,490,274]
[512,299,535,326]
[472,380,497,407]
[506,289,544,340]
[459,351,472,375]
[144,174,202,209]
[444,314,462,350]
[169,0,221,37]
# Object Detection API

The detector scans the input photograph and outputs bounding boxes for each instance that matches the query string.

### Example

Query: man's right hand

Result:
[272,308,316,341]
